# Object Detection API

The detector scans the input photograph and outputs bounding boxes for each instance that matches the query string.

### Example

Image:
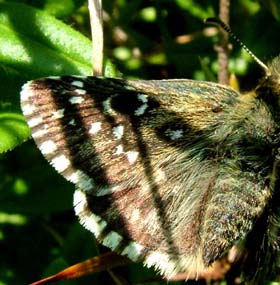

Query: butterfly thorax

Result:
[255,57,280,120]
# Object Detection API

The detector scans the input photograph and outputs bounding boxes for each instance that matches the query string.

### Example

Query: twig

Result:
[88,0,104,75]
[217,0,230,85]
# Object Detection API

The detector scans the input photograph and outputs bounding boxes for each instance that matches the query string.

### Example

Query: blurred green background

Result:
[0,0,280,284]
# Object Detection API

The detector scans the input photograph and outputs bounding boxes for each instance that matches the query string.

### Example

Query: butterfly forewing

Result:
[21,76,272,276]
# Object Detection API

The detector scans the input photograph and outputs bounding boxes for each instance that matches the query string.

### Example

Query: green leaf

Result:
[260,0,280,20]
[175,0,215,19]
[0,2,93,153]
[0,142,74,215]
[42,0,76,18]
[0,2,92,76]
[0,113,30,152]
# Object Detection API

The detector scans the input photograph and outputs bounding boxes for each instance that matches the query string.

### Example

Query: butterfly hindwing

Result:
[21,76,273,276]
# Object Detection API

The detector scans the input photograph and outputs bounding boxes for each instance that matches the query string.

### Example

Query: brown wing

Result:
[21,76,273,276]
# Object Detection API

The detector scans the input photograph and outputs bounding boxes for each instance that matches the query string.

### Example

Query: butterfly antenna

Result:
[205,17,269,72]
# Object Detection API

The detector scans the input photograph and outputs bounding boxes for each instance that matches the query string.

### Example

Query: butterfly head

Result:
[254,56,280,109]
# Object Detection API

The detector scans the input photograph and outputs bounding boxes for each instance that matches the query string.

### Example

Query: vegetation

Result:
[0,0,280,284]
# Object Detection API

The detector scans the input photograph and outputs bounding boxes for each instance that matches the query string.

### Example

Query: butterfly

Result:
[20,58,280,279]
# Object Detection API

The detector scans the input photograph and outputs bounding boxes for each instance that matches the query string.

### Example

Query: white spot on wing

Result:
[112,125,124,140]
[126,151,138,164]
[69,96,85,104]
[75,89,87,95]
[138,94,148,103]
[73,190,86,212]
[71,80,84,88]
[68,170,94,191]
[102,231,123,250]
[115,145,124,155]
[20,82,33,101]
[39,140,57,155]
[121,241,144,262]
[22,103,36,116]
[51,155,70,172]
[133,94,149,116]
[144,249,206,277]
[68,170,84,183]
[102,98,112,113]
[144,251,176,276]
[52,108,65,119]
[28,116,43,127]
[74,190,107,239]
[83,213,107,239]
[68,119,76,126]
[89,122,102,134]
[145,251,165,267]
[32,129,48,138]
[124,85,135,91]
[134,103,148,116]
[166,129,184,140]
